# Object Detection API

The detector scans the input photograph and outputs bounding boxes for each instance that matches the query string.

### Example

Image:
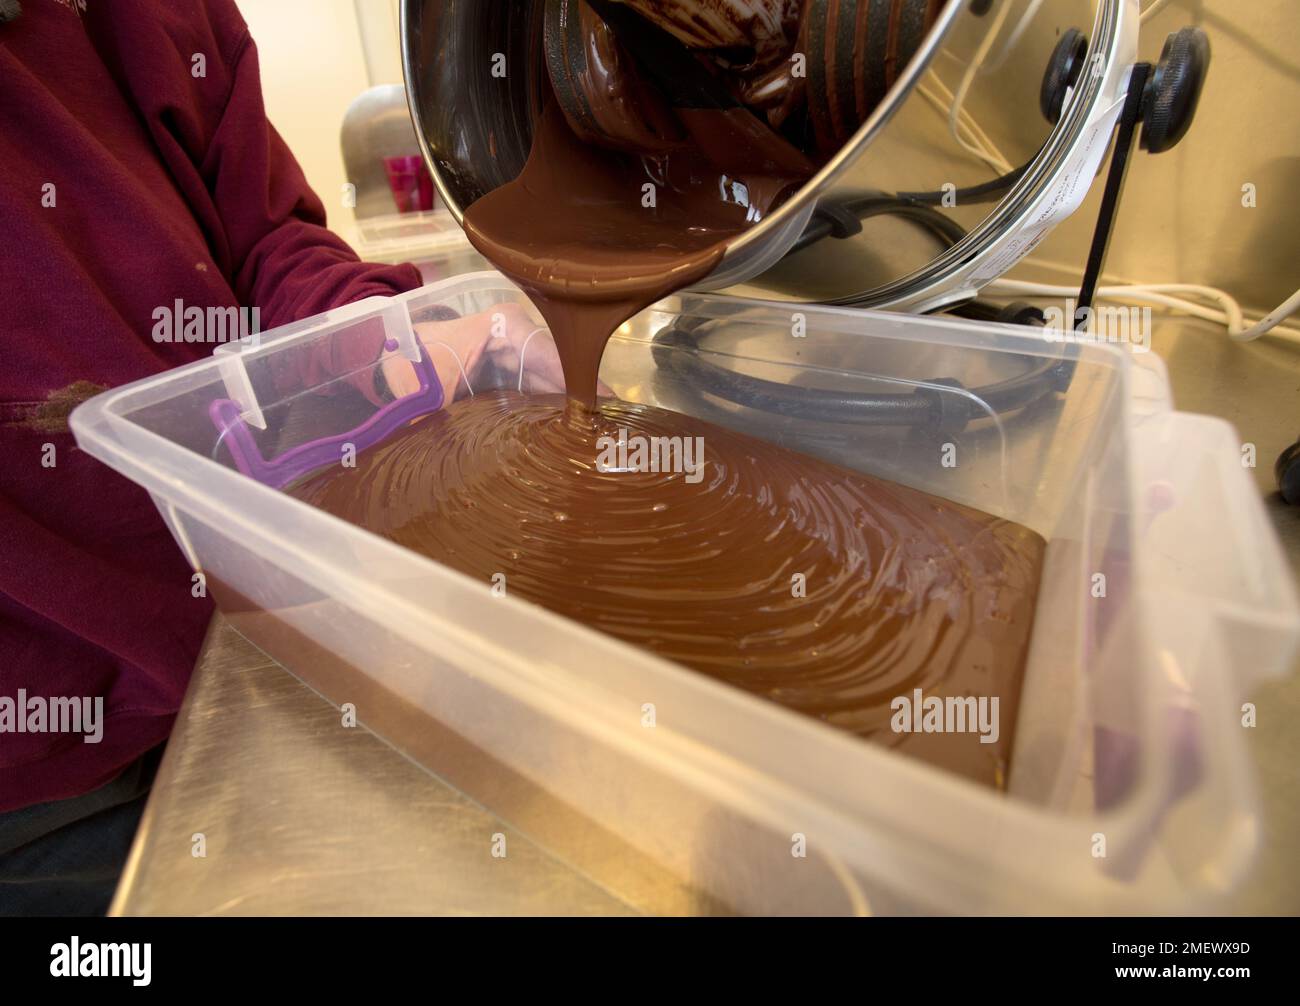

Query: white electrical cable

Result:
[1234,286,1300,342]
[515,327,547,391]
[986,279,1300,342]
[947,0,1017,173]
[1140,0,1175,23]
[980,0,1047,74]
[920,71,1015,174]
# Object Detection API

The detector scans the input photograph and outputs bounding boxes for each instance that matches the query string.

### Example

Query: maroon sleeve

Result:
[80,0,427,403]
[204,34,423,402]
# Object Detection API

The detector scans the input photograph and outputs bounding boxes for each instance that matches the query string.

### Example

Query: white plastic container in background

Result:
[71,272,1299,915]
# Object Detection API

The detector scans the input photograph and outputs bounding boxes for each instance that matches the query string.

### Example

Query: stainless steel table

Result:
[110,615,663,915]
[111,315,1300,915]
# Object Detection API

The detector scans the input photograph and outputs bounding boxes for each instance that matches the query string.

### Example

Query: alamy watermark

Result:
[1042,298,1151,353]
[151,299,260,346]
[596,427,706,484]
[50,938,150,986]
[890,687,999,745]
[0,691,104,743]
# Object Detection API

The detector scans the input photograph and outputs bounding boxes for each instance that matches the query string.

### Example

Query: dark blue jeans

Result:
[0,746,161,916]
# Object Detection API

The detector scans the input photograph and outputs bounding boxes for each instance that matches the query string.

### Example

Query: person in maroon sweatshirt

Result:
[0,0,558,915]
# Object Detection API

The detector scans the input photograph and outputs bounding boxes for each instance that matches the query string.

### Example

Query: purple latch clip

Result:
[209,337,444,490]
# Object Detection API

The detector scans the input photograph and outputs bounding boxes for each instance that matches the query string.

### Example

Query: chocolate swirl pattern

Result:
[292,391,1045,788]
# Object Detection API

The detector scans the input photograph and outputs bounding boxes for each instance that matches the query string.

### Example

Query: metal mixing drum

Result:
[401,0,1137,312]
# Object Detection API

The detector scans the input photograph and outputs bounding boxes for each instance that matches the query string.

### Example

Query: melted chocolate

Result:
[292,2,1045,789]
[292,392,1045,788]
[463,102,749,411]
[466,5,817,409]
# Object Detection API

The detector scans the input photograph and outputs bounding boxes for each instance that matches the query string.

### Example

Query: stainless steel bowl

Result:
[401,0,1136,310]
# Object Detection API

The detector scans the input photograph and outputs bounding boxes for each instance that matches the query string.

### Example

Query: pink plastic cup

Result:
[383,155,437,213]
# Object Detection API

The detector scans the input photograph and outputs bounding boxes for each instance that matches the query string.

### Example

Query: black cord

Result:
[785,158,1033,258]
[651,158,1064,432]
[898,161,1031,205]
[651,312,1067,435]
[789,196,967,255]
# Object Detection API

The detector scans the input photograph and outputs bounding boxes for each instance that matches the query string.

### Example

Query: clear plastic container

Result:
[71,272,1299,915]
[350,208,488,282]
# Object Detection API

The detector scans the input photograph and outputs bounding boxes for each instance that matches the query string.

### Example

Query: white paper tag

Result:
[968,93,1128,286]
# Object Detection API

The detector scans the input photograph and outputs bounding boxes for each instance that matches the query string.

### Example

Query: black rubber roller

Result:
[1277,438,1300,505]
[1040,28,1088,124]
[1141,27,1211,154]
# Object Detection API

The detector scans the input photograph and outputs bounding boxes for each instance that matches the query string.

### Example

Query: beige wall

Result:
[1019,0,1300,314]
[353,0,405,86]
[235,0,374,236]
